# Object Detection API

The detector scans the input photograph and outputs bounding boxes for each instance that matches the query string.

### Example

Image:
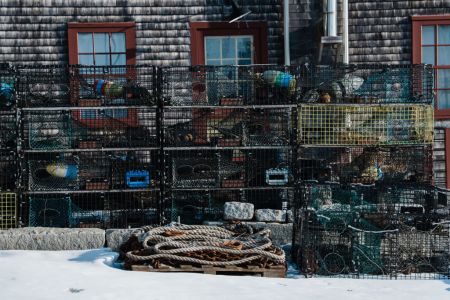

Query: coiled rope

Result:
[122,224,285,267]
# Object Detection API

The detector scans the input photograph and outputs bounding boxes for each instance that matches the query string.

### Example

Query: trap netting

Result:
[298,104,433,146]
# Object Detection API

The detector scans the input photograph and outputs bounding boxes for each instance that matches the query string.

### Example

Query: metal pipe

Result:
[327,0,337,37]
[343,0,349,63]
[283,0,290,65]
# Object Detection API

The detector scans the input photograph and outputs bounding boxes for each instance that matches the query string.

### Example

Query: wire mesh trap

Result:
[0,193,17,229]
[22,107,158,150]
[163,106,294,147]
[164,189,294,224]
[69,65,156,107]
[17,65,156,107]
[298,145,433,185]
[0,63,16,109]
[24,150,159,192]
[17,65,70,107]
[165,148,293,189]
[0,112,16,150]
[298,104,434,146]
[293,184,450,279]
[25,191,159,229]
[299,64,434,104]
[162,65,300,106]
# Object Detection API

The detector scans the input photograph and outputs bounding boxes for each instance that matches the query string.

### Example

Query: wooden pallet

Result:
[130,264,286,278]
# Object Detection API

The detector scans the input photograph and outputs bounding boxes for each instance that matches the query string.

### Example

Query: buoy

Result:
[0,82,14,105]
[45,163,78,180]
[262,70,296,95]
[94,79,123,98]
[39,128,60,136]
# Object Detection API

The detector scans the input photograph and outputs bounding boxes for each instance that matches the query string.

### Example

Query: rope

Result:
[122,224,285,267]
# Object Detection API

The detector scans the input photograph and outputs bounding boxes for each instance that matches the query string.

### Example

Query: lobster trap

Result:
[298,104,433,145]
[24,191,159,229]
[165,148,294,189]
[17,65,70,107]
[162,65,300,106]
[298,145,433,185]
[164,188,294,224]
[0,63,16,109]
[23,150,159,192]
[300,64,434,104]
[17,65,157,107]
[21,107,158,150]
[0,112,16,150]
[0,193,17,229]
[293,184,450,279]
[164,106,294,147]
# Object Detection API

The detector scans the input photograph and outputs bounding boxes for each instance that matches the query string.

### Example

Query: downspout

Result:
[327,0,337,37]
[342,0,349,64]
[284,0,290,66]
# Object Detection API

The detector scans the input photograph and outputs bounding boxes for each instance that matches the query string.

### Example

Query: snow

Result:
[0,249,449,300]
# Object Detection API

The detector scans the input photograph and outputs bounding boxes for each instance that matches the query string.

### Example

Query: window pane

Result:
[438,69,450,88]
[111,54,126,65]
[95,54,110,66]
[78,54,94,65]
[222,59,235,65]
[205,38,221,60]
[78,33,93,53]
[81,110,97,119]
[422,26,435,45]
[222,37,235,59]
[422,46,435,65]
[237,37,252,59]
[438,25,450,44]
[438,90,450,109]
[238,59,252,65]
[94,33,109,52]
[206,59,221,65]
[111,33,126,52]
[438,46,450,65]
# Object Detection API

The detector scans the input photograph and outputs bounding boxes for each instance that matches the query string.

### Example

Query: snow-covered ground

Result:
[0,249,448,300]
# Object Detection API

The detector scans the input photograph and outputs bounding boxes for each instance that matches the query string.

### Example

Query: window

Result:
[413,15,450,189]
[412,16,450,118]
[68,22,137,127]
[190,22,267,65]
[205,36,253,65]
[68,22,136,65]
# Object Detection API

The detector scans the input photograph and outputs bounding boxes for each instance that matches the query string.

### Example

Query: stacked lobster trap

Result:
[294,64,450,278]
[161,65,299,224]
[17,65,161,228]
[0,63,18,229]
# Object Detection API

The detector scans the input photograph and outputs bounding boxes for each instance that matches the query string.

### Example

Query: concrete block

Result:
[255,209,285,222]
[0,227,105,250]
[105,228,134,252]
[223,202,254,221]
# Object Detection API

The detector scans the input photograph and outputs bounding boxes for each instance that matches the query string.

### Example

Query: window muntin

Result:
[204,36,253,65]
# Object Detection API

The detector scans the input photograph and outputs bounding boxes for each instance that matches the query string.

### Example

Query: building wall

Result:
[0,0,284,66]
[348,0,450,64]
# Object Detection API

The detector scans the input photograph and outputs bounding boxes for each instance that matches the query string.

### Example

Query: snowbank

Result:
[0,249,448,300]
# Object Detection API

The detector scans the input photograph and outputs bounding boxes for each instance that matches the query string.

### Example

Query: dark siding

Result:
[0,0,284,66]
[348,0,450,64]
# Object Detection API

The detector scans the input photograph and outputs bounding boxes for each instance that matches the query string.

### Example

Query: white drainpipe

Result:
[284,0,290,66]
[343,0,349,63]
[327,0,337,37]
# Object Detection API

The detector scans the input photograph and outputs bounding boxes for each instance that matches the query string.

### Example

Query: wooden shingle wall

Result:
[348,0,450,64]
[0,0,283,66]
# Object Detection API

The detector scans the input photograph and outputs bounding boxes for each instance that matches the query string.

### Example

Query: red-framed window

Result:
[412,16,450,119]
[190,21,268,65]
[413,15,450,188]
[189,22,268,144]
[67,22,137,127]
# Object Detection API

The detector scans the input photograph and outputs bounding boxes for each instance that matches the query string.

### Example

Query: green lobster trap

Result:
[28,196,73,227]
[298,104,433,146]
[26,110,72,150]
[0,193,17,229]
